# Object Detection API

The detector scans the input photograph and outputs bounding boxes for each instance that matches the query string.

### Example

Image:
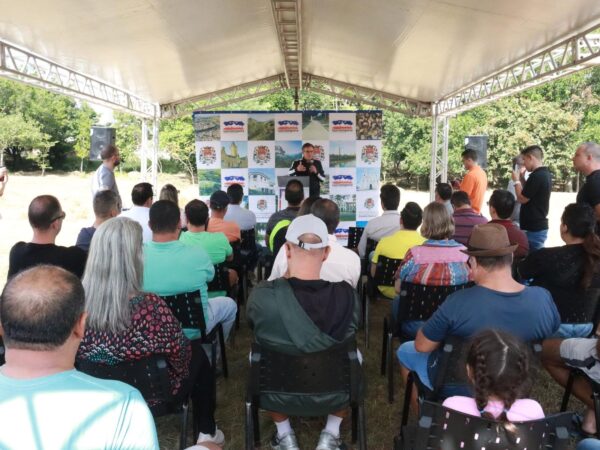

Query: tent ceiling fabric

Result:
[1,0,600,109]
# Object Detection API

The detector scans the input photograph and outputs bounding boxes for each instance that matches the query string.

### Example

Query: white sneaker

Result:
[197,427,225,446]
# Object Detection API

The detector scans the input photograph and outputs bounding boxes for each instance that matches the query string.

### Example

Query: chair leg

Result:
[560,369,576,411]
[358,404,367,450]
[180,400,190,450]
[387,332,394,404]
[364,294,370,349]
[245,401,254,450]
[351,406,358,443]
[381,318,388,376]
[218,325,228,378]
[401,373,414,427]
[252,403,260,447]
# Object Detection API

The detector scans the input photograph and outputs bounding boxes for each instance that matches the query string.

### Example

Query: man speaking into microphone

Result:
[288,142,326,197]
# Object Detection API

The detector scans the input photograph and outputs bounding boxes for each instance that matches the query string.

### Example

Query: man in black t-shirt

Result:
[8,195,86,279]
[247,214,359,450]
[573,142,600,226]
[512,145,552,251]
[288,142,325,197]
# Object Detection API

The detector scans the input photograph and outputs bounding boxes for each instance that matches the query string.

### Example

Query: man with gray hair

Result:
[91,144,121,208]
[0,265,158,448]
[574,142,600,224]
[247,214,360,450]
[76,190,120,251]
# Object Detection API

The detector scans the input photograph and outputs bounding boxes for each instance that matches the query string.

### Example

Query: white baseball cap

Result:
[285,214,329,249]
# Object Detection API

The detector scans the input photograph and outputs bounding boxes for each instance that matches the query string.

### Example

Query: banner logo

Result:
[199,146,217,165]
[331,174,354,187]
[335,227,349,239]
[223,120,245,133]
[331,119,354,132]
[223,175,246,188]
[252,145,271,165]
[361,145,379,163]
[277,119,300,133]
[364,198,375,209]
[257,199,268,211]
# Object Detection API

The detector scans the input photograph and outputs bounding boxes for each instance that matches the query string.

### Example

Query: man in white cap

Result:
[247,214,360,450]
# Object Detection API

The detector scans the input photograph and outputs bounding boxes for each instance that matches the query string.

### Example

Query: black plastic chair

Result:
[346,226,364,250]
[396,400,572,450]
[245,340,367,450]
[161,290,228,379]
[256,252,275,282]
[77,355,193,450]
[381,282,472,403]
[239,228,258,303]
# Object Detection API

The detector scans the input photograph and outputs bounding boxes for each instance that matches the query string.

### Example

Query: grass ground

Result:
[0,172,585,449]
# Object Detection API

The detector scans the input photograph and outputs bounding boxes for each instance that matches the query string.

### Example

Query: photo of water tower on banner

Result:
[193,110,383,245]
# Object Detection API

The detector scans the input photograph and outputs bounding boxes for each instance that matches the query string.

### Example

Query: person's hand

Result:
[511,169,520,181]
[451,179,460,189]
[309,165,317,174]
[297,162,306,172]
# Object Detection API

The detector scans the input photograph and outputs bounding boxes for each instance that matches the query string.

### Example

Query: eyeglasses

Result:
[51,212,66,222]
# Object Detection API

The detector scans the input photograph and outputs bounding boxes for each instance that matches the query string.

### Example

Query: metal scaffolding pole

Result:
[429,108,450,201]
[151,119,159,188]
[141,120,148,182]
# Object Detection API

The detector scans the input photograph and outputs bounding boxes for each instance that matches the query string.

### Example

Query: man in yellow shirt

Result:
[371,202,426,298]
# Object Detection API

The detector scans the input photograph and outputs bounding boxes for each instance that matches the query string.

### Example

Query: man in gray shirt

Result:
[224,183,256,231]
[92,144,121,209]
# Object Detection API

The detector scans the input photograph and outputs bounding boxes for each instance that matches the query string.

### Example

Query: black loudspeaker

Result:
[464,135,488,169]
[90,127,116,161]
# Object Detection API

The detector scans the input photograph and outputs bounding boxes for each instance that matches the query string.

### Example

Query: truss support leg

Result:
[429,110,450,202]
[294,87,299,111]
[141,120,148,182]
[151,119,159,188]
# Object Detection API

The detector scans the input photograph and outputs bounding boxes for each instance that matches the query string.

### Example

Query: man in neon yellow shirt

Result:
[371,202,426,298]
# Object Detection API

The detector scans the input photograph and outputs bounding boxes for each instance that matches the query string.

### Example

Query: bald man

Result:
[8,195,86,278]
[0,265,158,449]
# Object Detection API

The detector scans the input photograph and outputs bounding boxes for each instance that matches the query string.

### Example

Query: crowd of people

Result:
[2,141,600,449]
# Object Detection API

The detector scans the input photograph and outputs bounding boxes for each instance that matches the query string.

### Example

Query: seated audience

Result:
[0,265,158,449]
[397,224,560,399]
[543,337,600,438]
[393,202,470,337]
[451,190,488,245]
[8,195,86,278]
[265,179,304,250]
[519,203,600,338]
[206,190,241,243]
[143,200,237,341]
[76,190,120,252]
[268,199,361,288]
[357,183,401,258]
[224,183,256,231]
[180,199,238,290]
[435,182,454,217]
[247,214,360,450]
[159,183,187,228]
[297,196,320,216]
[443,329,543,422]
[119,182,153,242]
[371,202,426,298]
[77,217,223,448]
[488,189,529,259]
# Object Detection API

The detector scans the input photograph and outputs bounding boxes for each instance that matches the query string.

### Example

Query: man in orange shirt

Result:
[458,149,487,213]
[207,190,241,243]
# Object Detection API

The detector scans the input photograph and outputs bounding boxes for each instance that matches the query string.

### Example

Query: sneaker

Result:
[315,430,347,450]
[270,431,300,450]
[197,427,225,446]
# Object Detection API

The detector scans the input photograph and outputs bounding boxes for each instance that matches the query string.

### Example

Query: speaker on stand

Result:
[464,135,488,169]
[90,127,116,160]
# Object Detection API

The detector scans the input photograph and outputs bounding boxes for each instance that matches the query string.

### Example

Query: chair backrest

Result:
[346,226,364,250]
[241,228,257,251]
[410,400,571,450]
[398,282,473,322]
[374,256,403,287]
[365,237,377,256]
[248,339,363,412]
[76,355,177,416]
[271,224,289,257]
[207,263,231,293]
[161,290,207,334]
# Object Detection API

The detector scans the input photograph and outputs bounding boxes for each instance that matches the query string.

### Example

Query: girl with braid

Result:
[443,329,544,424]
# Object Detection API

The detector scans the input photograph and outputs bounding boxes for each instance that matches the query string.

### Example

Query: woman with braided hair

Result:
[443,329,544,427]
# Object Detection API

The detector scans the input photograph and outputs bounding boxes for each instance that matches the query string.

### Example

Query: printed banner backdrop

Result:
[193,110,382,245]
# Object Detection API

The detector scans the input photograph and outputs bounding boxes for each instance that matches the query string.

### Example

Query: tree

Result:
[73,103,98,171]
[160,116,197,183]
[112,112,142,171]
[0,114,53,168]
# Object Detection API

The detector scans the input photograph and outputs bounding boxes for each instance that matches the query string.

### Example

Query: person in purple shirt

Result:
[451,190,487,245]
[76,190,120,252]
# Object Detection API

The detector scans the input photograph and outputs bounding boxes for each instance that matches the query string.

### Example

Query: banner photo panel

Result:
[220,114,248,141]
[335,221,354,247]
[221,169,248,195]
[248,141,276,168]
[329,112,356,141]
[275,113,303,141]
[193,110,382,242]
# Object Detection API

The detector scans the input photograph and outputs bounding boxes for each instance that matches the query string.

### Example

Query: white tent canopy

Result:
[2,0,600,188]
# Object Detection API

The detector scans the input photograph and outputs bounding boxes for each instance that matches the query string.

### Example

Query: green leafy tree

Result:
[73,103,98,171]
[112,112,142,171]
[160,116,197,183]
[0,114,53,168]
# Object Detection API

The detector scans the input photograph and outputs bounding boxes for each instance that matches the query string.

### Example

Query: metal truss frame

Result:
[437,24,600,116]
[429,109,450,201]
[302,73,432,117]
[160,74,287,118]
[271,0,302,89]
[0,38,156,118]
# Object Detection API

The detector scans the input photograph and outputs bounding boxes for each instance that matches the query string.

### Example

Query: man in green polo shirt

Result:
[143,200,237,340]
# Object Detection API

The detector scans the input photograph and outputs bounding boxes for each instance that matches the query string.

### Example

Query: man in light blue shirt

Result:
[143,200,237,341]
[0,265,158,450]
[224,183,256,231]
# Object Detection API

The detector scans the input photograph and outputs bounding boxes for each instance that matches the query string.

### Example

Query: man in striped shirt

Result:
[451,191,487,245]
